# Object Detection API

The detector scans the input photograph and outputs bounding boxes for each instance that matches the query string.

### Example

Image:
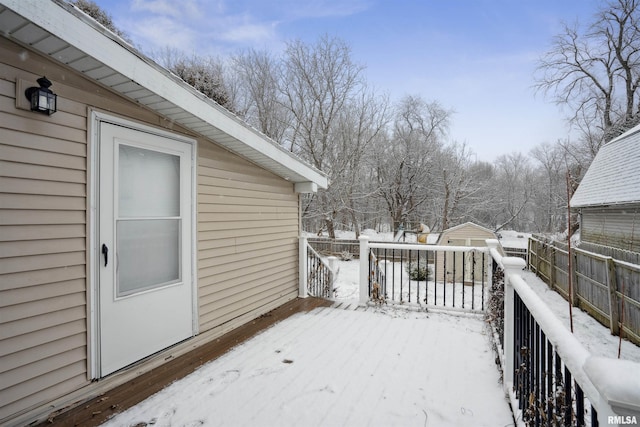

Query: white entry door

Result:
[98,122,194,376]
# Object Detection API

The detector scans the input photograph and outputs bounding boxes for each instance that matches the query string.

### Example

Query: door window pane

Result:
[119,144,180,217]
[116,219,181,296]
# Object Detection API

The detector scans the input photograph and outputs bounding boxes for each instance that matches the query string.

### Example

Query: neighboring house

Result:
[0,1,328,424]
[570,124,640,253]
[434,222,497,283]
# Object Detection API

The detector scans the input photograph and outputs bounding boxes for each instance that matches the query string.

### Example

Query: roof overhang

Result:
[0,0,328,192]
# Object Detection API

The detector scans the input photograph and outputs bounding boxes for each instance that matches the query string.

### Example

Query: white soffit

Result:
[0,0,328,190]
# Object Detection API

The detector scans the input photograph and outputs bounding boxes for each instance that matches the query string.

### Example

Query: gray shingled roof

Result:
[570,124,640,208]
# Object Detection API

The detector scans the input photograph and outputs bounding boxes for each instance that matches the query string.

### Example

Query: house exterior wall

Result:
[434,223,495,283]
[197,141,299,333]
[580,206,640,253]
[0,40,91,422]
[0,36,299,423]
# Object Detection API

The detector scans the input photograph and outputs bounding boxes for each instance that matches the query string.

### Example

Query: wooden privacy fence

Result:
[307,237,360,258]
[528,236,640,345]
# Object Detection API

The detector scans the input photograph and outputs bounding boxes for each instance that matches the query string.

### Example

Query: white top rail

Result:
[367,241,490,253]
[509,273,605,412]
[486,239,504,269]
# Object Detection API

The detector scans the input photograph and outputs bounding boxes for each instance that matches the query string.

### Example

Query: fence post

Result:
[606,257,620,336]
[299,236,308,298]
[502,256,527,393]
[359,235,370,306]
[550,246,557,291]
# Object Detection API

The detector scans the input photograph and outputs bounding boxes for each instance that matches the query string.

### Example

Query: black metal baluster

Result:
[547,343,553,424]
[368,248,372,298]
[407,249,411,303]
[452,251,457,308]
[434,250,438,305]
[443,251,447,307]
[524,304,531,416]
[472,251,476,310]
[514,294,521,403]
[576,383,585,427]
[555,352,562,423]
[392,248,396,301]
[540,331,547,427]
[400,247,404,302]
[564,367,572,426]
[416,250,420,304]
[383,248,388,297]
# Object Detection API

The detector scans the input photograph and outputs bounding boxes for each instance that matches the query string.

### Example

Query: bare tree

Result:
[70,0,132,43]
[230,49,290,142]
[330,89,390,237]
[492,153,533,232]
[530,142,566,232]
[280,35,367,237]
[153,47,231,109]
[436,143,482,231]
[535,0,640,148]
[375,95,452,233]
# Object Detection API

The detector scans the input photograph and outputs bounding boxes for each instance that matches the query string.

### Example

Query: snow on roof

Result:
[571,124,640,208]
[440,221,496,235]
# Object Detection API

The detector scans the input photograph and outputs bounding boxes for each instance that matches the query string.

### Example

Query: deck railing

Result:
[358,236,490,312]
[299,237,336,299]
[490,240,640,427]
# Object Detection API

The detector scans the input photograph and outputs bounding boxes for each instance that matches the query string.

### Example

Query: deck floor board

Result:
[42,297,331,427]
[98,304,513,427]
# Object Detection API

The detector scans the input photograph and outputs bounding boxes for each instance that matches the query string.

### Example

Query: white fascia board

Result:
[3,0,327,189]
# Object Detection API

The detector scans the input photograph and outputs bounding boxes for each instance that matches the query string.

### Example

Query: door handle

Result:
[102,244,109,267]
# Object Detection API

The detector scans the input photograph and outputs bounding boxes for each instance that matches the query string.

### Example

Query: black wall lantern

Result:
[24,76,57,115]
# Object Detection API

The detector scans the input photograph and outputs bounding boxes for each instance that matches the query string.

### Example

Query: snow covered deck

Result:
[101,303,513,427]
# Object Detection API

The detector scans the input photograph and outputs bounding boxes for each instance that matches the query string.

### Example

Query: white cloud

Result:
[128,16,197,51]
[218,20,279,43]
[282,0,371,19]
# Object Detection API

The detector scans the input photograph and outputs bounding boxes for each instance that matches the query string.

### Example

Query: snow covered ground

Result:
[497,230,531,249]
[519,270,640,362]
[328,233,640,362]
[102,306,513,427]
[331,258,487,311]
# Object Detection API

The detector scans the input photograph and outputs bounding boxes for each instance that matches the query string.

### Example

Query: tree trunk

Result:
[325,217,336,239]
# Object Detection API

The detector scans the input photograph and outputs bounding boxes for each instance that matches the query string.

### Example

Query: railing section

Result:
[304,238,335,299]
[358,236,490,312]
[513,290,595,426]
[494,242,640,427]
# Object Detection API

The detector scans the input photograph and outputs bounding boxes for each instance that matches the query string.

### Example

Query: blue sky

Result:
[90,0,600,162]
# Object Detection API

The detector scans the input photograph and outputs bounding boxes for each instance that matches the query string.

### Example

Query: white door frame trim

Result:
[88,110,198,379]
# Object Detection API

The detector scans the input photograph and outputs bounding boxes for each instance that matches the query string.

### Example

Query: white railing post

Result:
[327,256,337,297]
[359,235,370,306]
[501,256,526,393]
[584,357,640,426]
[299,236,308,298]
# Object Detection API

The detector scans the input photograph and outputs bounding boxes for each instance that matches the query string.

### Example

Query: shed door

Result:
[98,122,194,376]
